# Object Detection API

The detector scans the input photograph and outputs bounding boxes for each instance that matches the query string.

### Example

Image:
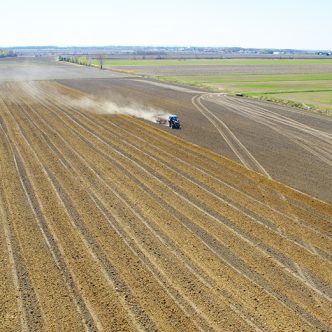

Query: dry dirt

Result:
[61,77,332,204]
[0,57,131,81]
[1,80,332,331]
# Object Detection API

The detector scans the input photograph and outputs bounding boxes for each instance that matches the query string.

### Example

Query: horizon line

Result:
[1,45,332,52]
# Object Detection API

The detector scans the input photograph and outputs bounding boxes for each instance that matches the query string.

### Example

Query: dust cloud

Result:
[21,80,171,124]
[70,96,171,124]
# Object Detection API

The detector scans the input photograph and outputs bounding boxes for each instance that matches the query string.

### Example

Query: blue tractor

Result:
[168,115,181,129]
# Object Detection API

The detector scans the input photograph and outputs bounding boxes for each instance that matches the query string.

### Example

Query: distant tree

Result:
[79,56,90,66]
[96,53,106,69]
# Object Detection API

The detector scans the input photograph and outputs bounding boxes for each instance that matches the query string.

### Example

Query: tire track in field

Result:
[208,95,332,220]
[228,95,332,141]
[241,96,332,123]
[192,92,329,233]
[192,94,314,225]
[192,94,271,177]
[22,82,260,330]
[230,96,332,165]
[208,95,332,166]
[206,95,332,168]
[26,83,332,330]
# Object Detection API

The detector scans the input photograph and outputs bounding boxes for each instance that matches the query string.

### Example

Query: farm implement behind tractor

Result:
[156,115,181,129]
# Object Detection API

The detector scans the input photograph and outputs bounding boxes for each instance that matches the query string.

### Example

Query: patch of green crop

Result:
[246,89,332,95]
[157,74,332,116]
[218,73,332,82]
[259,93,332,116]
[87,57,332,116]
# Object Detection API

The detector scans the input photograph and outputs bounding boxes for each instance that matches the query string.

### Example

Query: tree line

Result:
[58,55,105,69]
[0,50,17,58]
[58,56,92,66]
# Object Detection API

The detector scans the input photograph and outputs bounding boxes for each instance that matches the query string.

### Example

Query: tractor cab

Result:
[168,115,181,129]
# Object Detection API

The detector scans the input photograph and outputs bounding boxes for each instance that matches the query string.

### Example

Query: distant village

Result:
[1,46,331,59]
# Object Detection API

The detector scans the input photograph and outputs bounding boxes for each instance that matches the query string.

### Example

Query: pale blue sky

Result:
[1,0,331,49]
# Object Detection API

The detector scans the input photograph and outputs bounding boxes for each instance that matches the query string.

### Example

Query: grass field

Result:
[96,59,332,115]
[158,73,332,113]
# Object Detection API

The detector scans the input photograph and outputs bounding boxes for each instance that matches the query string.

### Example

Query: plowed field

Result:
[1,81,332,331]
[62,77,332,204]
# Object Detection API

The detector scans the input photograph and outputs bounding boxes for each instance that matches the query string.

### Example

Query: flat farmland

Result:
[61,77,332,204]
[1,79,332,331]
[1,58,332,331]
[0,57,131,81]
[99,59,332,114]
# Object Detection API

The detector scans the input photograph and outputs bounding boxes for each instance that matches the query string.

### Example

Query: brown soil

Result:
[0,57,131,82]
[0,80,331,331]
[60,77,332,204]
